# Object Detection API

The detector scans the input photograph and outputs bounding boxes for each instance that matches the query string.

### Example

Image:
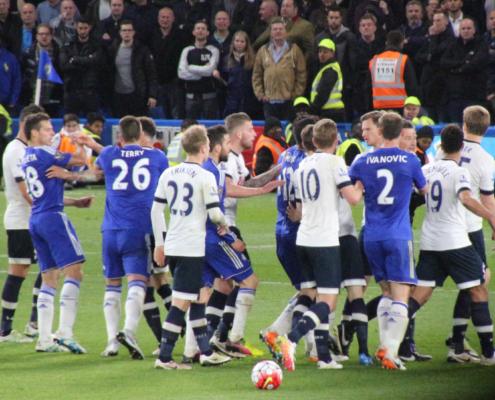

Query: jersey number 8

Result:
[25,166,45,198]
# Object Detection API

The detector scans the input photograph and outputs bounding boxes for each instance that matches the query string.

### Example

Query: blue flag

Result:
[37,49,63,84]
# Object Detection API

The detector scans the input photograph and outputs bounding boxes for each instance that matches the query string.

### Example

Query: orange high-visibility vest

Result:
[252,135,286,175]
[369,50,408,109]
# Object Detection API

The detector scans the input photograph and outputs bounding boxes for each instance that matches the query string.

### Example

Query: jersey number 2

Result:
[112,158,150,191]
[377,169,394,205]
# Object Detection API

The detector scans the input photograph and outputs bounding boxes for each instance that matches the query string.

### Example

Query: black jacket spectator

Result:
[347,0,398,34]
[21,42,62,114]
[168,0,211,33]
[441,35,489,121]
[106,39,158,116]
[211,0,257,36]
[127,0,158,42]
[485,30,495,96]
[0,11,21,54]
[59,34,103,114]
[416,28,455,120]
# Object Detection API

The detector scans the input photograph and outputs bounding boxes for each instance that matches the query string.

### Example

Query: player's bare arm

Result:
[45,165,104,182]
[63,196,94,208]
[226,176,284,198]
[243,165,282,187]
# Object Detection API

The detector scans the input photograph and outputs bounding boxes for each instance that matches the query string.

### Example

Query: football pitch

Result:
[0,188,494,400]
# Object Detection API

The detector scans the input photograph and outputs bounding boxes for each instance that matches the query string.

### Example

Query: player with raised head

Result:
[22,113,93,353]
[152,125,231,370]
[349,112,427,370]
[411,124,495,366]
[276,119,362,371]
[441,106,495,362]
[260,116,320,361]
[0,105,44,344]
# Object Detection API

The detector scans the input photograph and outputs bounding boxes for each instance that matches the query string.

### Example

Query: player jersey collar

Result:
[184,161,201,165]
[15,137,28,146]
[463,139,481,145]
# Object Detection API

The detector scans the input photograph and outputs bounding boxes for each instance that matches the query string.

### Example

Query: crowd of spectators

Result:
[0,0,494,123]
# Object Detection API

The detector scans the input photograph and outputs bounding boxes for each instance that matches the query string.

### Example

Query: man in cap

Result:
[309,38,345,122]
[403,96,435,126]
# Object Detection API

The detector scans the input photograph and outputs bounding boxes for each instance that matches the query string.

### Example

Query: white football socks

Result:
[184,314,199,358]
[103,285,122,342]
[385,301,409,357]
[377,296,393,348]
[267,294,298,335]
[57,278,80,339]
[229,288,255,343]
[37,285,56,345]
[124,281,146,336]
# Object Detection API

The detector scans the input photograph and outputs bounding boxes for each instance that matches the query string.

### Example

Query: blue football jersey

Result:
[203,157,235,243]
[96,145,169,232]
[275,146,306,236]
[349,147,426,241]
[22,146,71,215]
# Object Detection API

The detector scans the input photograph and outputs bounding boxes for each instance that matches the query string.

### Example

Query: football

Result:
[251,360,283,390]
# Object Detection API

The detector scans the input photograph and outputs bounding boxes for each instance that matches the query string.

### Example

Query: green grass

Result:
[0,189,495,400]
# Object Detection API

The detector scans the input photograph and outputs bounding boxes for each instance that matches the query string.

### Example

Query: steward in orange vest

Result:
[369,31,419,111]
[253,117,287,176]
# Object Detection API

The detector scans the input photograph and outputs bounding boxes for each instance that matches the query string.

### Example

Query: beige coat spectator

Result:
[252,18,306,119]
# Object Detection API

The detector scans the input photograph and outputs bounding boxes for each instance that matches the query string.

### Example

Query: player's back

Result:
[157,162,218,256]
[203,157,227,239]
[22,146,69,216]
[3,138,30,229]
[276,146,306,236]
[295,152,351,247]
[350,147,425,241]
[421,160,472,251]
[97,145,168,232]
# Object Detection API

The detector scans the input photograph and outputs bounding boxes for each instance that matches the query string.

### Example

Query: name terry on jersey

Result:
[121,149,145,158]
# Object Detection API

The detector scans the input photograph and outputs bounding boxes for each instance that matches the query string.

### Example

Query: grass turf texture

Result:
[0,188,494,400]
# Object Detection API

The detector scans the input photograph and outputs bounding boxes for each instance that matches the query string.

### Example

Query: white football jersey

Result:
[3,138,30,230]
[154,162,220,257]
[437,140,494,232]
[221,150,249,226]
[420,160,472,251]
[338,196,357,238]
[295,153,352,247]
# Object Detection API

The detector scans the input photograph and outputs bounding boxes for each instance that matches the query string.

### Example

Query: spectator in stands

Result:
[369,30,418,112]
[36,0,61,24]
[253,116,287,176]
[0,35,21,112]
[352,13,384,116]
[441,17,488,122]
[82,111,104,166]
[252,17,306,120]
[223,30,259,118]
[254,0,315,60]
[108,19,158,117]
[309,0,338,35]
[0,0,21,54]
[400,0,428,77]
[150,6,189,119]
[416,10,454,122]
[50,0,79,46]
[402,96,435,125]
[85,0,111,27]
[315,5,357,120]
[425,0,440,23]
[310,38,345,122]
[415,125,434,165]
[178,20,220,119]
[170,0,211,34]
[209,10,233,114]
[8,2,37,59]
[447,0,463,36]
[251,0,279,41]
[211,0,258,37]
[128,0,158,42]
[98,0,127,44]
[59,17,102,115]
[485,10,495,111]
[336,120,365,166]
[21,24,62,115]
[347,0,398,34]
